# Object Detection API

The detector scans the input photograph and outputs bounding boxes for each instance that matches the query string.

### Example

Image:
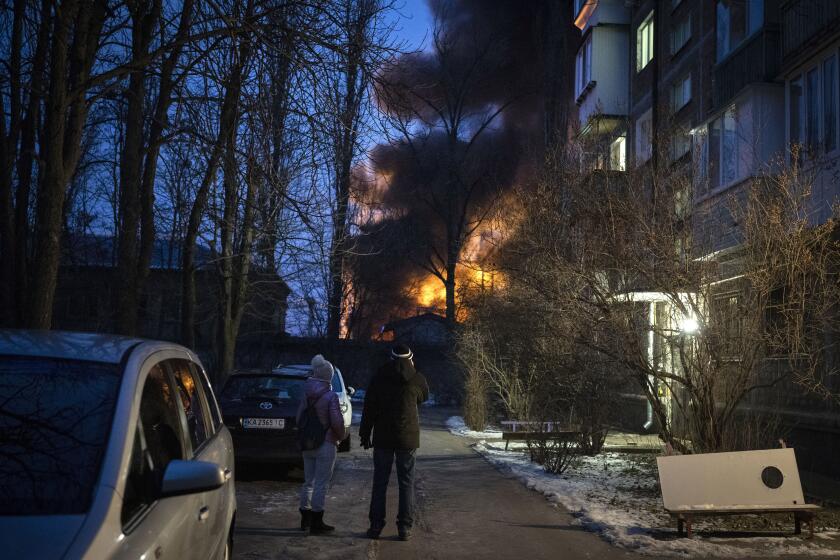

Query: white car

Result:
[0,330,236,560]
[271,363,354,451]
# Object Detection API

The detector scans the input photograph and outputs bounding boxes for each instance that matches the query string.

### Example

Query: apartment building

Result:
[570,0,840,487]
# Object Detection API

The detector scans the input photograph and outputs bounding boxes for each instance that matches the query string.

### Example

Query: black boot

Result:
[398,527,412,541]
[299,509,311,531]
[366,526,382,539]
[310,511,335,534]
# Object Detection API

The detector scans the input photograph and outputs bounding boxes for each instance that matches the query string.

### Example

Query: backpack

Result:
[297,393,330,451]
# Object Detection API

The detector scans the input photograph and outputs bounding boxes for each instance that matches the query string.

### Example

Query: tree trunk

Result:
[29,1,107,329]
[0,0,27,326]
[134,0,194,333]
[181,30,250,348]
[14,0,50,326]
[116,1,157,335]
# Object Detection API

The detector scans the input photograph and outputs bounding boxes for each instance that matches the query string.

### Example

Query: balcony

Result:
[781,0,840,65]
[713,27,781,110]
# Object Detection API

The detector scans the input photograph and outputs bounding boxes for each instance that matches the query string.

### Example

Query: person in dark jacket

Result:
[296,355,346,534]
[359,344,429,541]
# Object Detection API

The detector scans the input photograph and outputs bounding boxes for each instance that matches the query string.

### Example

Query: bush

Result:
[527,436,579,475]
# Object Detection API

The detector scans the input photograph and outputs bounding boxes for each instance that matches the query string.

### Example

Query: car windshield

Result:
[0,356,122,515]
[221,375,305,401]
[331,370,343,393]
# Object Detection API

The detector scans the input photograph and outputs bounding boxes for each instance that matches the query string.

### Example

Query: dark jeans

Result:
[369,447,416,530]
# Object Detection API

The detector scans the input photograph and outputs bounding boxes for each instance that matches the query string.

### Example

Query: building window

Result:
[610,135,626,171]
[693,105,742,193]
[670,74,691,112]
[824,56,837,152]
[721,107,738,185]
[789,75,804,153]
[637,11,654,72]
[671,14,691,55]
[671,129,691,161]
[791,54,839,157]
[636,109,653,165]
[716,0,763,62]
[576,34,593,98]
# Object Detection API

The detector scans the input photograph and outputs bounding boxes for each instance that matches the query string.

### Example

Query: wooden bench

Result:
[657,448,821,538]
[500,421,579,450]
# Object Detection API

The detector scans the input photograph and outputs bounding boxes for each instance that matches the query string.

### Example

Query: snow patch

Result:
[446,416,838,557]
[445,416,503,440]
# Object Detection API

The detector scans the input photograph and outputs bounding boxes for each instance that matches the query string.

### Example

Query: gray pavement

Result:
[232,409,832,559]
[233,408,637,559]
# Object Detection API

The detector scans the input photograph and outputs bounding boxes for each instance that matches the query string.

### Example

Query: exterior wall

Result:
[578,25,630,127]
[570,0,840,486]
[575,0,629,34]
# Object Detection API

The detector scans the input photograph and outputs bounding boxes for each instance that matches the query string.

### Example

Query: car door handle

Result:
[198,506,210,522]
[223,467,232,481]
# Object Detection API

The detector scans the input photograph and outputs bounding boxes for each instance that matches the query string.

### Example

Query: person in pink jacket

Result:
[297,354,346,534]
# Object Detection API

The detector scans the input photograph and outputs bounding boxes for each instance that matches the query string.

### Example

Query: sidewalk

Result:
[374,410,638,559]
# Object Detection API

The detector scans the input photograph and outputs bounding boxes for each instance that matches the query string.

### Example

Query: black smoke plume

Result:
[347,0,575,338]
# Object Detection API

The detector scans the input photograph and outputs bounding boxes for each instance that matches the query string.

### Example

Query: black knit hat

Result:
[391,344,413,360]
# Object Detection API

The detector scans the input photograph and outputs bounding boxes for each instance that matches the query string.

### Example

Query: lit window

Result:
[716,0,763,62]
[670,14,691,55]
[635,109,653,165]
[575,35,593,98]
[610,135,626,171]
[637,11,654,72]
[670,74,691,112]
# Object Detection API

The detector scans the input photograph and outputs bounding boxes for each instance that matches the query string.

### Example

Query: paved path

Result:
[234,408,636,559]
[371,409,637,560]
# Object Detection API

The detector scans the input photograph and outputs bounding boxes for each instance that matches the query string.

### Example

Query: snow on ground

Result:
[447,416,840,557]
[445,416,503,439]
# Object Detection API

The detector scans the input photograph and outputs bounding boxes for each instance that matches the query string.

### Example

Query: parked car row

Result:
[0,330,358,560]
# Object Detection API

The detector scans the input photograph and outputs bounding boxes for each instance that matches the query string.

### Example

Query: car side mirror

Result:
[160,460,225,498]
[347,386,355,396]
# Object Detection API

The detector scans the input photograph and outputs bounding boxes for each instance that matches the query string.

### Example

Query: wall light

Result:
[679,316,699,334]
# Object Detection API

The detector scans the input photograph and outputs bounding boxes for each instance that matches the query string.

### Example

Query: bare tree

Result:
[322,0,385,340]
[463,128,840,454]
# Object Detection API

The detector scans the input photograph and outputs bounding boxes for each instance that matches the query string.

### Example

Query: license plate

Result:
[243,418,285,429]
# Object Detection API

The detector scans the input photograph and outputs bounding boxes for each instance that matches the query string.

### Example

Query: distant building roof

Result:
[382,313,449,346]
[383,313,448,332]
[61,233,213,269]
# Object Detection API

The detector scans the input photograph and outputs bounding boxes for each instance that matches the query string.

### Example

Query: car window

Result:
[121,425,156,528]
[331,370,343,393]
[0,356,121,515]
[138,364,186,479]
[191,363,221,430]
[221,375,306,402]
[169,359,212,453]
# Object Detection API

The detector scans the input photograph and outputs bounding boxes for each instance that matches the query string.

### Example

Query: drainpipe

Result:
[643,301,655,431]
